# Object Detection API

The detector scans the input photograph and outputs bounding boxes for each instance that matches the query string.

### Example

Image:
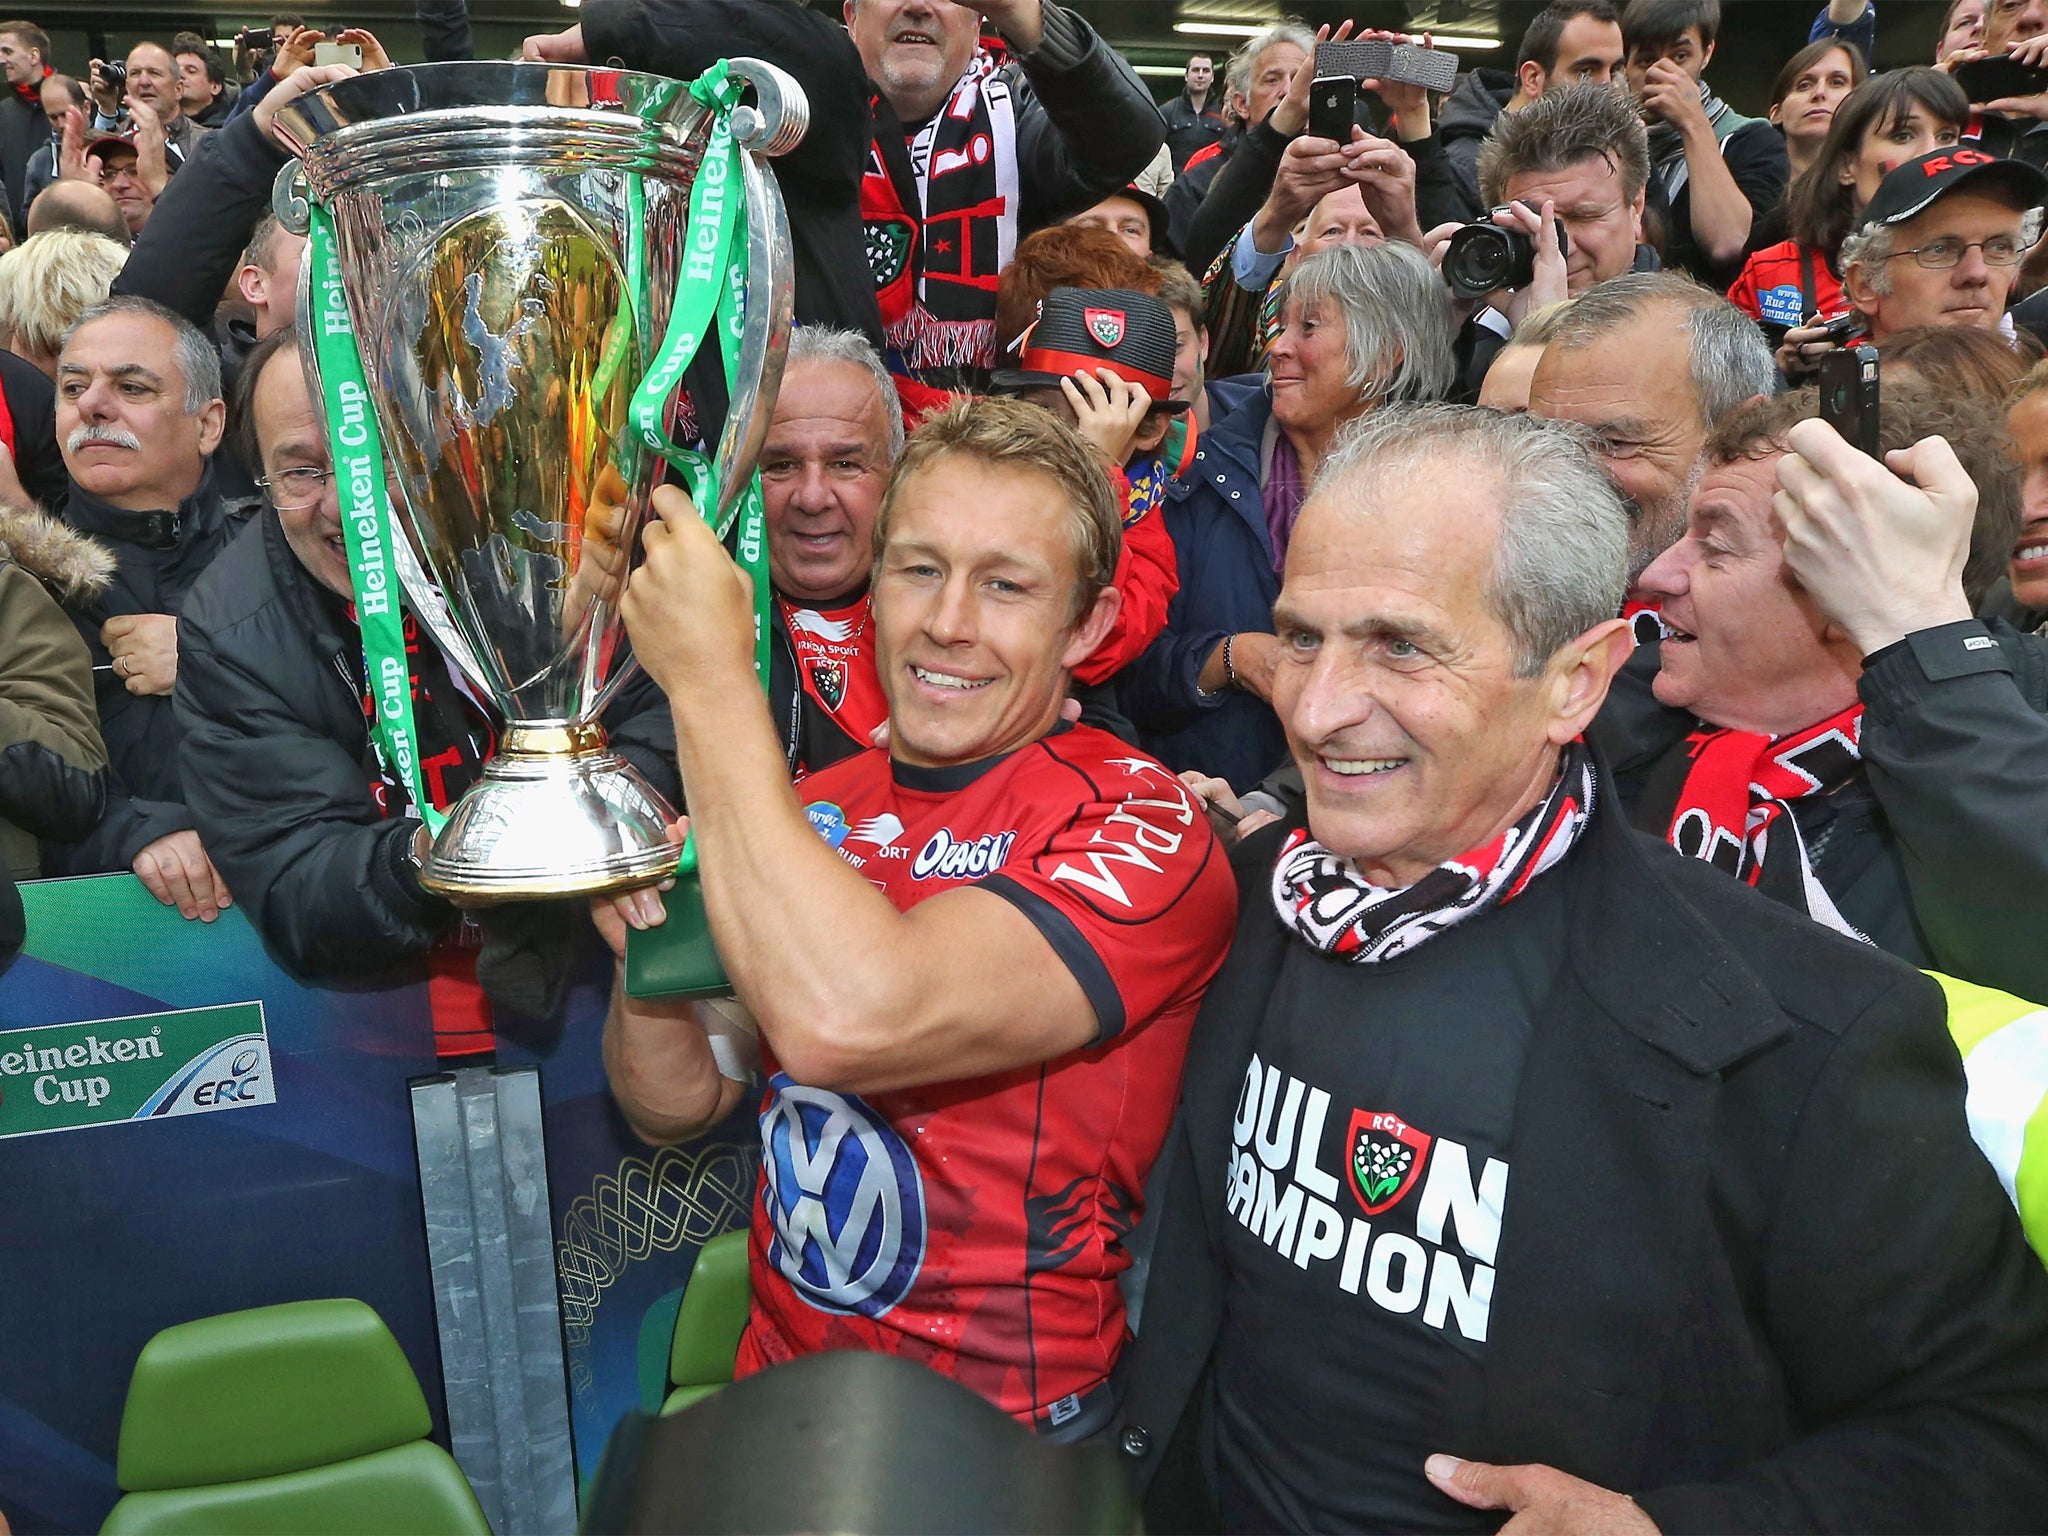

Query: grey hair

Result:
[785,325,904,460]
[1477,80,1650,208]
[1226,22,1315,107]
[1315,402,1629,675]
[62,293,222,413]
[1841,205,2047,301]
[1282,241,1457,405]
[1546,271,1777,424]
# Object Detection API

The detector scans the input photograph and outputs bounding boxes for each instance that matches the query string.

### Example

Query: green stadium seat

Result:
[101,1298,488,1535]
[661,1229,751,1416]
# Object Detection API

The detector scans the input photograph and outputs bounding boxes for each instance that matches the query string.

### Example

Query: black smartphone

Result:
[1954,53,2048,103]
[1308,74,1357,142]
[1818,344,1882,458]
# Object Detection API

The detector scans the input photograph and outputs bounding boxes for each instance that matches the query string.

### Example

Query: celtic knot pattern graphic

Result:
[555,1141,758,1350]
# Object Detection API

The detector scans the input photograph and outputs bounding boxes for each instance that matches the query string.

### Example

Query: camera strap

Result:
[306,205,447,838]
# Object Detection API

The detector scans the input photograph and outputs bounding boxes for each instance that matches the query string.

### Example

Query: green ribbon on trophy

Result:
[306,208,450,840]
[302,60,775,997]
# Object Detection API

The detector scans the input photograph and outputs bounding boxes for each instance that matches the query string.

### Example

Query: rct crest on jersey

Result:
[1349,1110,1431,1214]
[760,1075,927,1317]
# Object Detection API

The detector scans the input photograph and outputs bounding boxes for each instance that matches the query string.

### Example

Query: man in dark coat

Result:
[177,332,679,984]
[42,295,254,919]
[0,20,51,230]
[1161,54,1224,173]
[1114,402,2048,1533]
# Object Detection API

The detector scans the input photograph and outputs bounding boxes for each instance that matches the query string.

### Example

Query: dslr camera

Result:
[1441,203,1569,299]
[95,59,126,94]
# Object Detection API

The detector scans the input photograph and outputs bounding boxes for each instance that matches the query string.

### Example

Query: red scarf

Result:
[1661,705,1863,888]
[1272,741,1596,962]
[12,64,47,110]
[780,593,888,772]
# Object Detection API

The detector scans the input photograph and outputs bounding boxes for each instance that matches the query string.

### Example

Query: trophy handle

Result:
[590,58,803,720]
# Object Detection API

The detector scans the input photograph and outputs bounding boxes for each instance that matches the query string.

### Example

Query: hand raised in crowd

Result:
[1985,31,2048,119]
[86,58,121,115]
[55,105,89,183]
[333,27,393,72]
[132,829,233,922]
[1267,18,1358,137]
[1254,132,1366,252]
[964,0,1048,53]
[1355,27,1432,140]
[1425,1455,1659,1536]
[273,26,326,77]
[1635,57,1708,133]
[522,24,587,64]
[1063,366,1152,470]
[102,613,179,696]
[253,62,361,147]
[1493,198,1569,325]
[127,100,169,199]
[1347,133,1424,246]
[1773,419,1976,656]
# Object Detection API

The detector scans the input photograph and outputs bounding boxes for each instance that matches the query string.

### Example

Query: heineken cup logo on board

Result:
[0,1003,275,1140]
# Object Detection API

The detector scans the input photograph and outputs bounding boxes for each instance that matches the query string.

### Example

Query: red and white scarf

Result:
[862,50,1021,376]
[1271,742,1596,963]
[1659,705,1865,936]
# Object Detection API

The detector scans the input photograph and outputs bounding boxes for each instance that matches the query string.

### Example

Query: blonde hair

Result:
[876,397,1122,625]
[0,229,127,364]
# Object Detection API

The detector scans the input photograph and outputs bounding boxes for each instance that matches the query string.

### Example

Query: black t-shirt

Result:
[1653,118,1789,288]
[1211,858,1574,1534]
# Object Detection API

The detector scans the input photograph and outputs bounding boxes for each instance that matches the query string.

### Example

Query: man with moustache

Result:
[41,296,253,918]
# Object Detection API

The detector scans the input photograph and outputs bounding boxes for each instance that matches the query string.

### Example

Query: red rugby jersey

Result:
[736,724,1237,1427]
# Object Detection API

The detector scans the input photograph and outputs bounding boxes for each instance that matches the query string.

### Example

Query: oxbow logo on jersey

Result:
[1227,1055,1507,1344]
[0,1003,274,1141]
[911,827,1016,880]
[759,1074,926,1316]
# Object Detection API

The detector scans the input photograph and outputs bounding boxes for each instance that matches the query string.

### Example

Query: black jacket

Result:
[175,507,680,979]
[581,0,886,348]
[1165,126,1234,263]
[43,464,254,876]
[1114,775,2048,1533]
[1162,89,1226,174]
[0,86,49,233]
[1598,619,2048,1005]
[1437,68,1513,223]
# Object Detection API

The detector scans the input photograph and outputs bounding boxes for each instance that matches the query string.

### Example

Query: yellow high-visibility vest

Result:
[1931,971,2048,1267]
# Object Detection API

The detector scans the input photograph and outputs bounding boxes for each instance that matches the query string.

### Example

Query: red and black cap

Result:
[82,128,137,162]
[1856,145,2048,232]
[990,286,1188,411]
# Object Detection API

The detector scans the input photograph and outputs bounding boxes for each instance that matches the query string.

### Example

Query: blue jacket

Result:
[1122,377,1289,793]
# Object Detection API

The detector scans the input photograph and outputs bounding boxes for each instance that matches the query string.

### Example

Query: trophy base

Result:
[420,722,683,903]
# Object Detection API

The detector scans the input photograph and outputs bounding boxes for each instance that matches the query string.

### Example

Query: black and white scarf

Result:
[1271,742,1596,963]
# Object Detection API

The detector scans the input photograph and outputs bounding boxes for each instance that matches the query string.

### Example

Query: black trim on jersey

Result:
[889,720,1079,793]
[981,872,1126,1042]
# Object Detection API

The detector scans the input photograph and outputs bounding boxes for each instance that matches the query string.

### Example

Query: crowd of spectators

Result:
[4,0,2048,1528]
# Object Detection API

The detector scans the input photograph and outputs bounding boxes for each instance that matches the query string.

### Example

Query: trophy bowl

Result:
[269,60,800,901]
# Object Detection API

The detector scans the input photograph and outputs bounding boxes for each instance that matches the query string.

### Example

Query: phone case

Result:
[622,870,732,1000]
[1389,44,1460,94]
[1314,38,1395,81]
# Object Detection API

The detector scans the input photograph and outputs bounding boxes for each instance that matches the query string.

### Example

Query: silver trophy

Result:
[268,60,802,901]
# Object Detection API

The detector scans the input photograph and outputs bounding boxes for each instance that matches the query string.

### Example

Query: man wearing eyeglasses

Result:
[1839,148,2047,343]
[173,330,678,999]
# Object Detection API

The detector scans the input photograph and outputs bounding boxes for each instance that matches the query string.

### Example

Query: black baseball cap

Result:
[1856,145,2048,233]
[990,286,1189,412]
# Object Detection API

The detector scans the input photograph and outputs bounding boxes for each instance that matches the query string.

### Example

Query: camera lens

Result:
[1443,224,1517,298]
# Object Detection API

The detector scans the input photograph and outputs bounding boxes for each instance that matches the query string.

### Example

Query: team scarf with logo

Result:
[779,592,890,747]
[1271,741,1596,963]
[1653,704,1866,936]
[862,49,1021,377]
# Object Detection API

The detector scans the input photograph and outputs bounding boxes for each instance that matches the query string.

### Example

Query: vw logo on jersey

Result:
[759,1074,926,1317]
